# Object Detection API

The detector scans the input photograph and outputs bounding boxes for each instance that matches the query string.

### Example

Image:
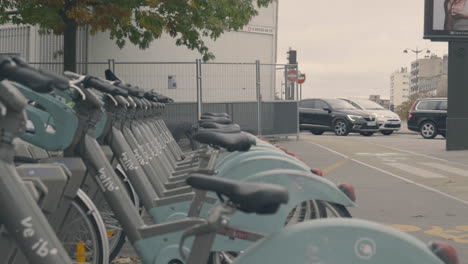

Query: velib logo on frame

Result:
[119,152,139,171]
[98,168,119,192]
[21,216,58,257]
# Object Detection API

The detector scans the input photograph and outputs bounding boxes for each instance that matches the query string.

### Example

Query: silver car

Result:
[339,98,401,135]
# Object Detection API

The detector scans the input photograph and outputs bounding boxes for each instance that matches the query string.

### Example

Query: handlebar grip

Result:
[1,63,54,93]
[144,91,174,103]
[113,81,145,98]
[10,56,70,90]
[83,76,128,96]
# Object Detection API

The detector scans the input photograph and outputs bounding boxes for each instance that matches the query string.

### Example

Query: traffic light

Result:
[287,50,297,64]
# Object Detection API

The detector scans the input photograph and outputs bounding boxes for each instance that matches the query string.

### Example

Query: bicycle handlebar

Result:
[112,81,145,98]
[83,76,128,96]
[10,57,70,91]
[0,58,54,93]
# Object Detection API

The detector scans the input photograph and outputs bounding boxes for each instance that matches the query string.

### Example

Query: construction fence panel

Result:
[114,62,198,102]
[162,101,298,136]
[201,63,258,102]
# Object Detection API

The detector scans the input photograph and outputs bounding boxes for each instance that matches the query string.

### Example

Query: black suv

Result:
[299,98,379,136]
[407,98,447,139]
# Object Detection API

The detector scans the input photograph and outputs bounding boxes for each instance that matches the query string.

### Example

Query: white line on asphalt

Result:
[384,163,447,179]
[351,159,468,206]
[303,139,468,207]
[366,141,468,168]
[421,163,468,177]
[303,140,350,159]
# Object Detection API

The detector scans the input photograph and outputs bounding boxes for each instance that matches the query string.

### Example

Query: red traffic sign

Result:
[287,69,298,82]
[298,73,306,84]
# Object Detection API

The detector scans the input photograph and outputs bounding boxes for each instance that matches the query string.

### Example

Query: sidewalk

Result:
[394,122,417,135]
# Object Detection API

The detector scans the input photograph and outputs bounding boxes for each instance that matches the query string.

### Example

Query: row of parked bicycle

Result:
[0,55,459,263]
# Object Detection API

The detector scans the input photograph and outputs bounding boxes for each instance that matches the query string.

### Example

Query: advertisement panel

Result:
[424,0,468,40]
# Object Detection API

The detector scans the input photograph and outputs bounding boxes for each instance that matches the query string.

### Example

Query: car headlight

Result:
[347,115,363,121]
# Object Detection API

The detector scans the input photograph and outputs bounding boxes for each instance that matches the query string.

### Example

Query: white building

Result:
[0,1,279,102]
[409,54,448,95]
[390,67,410,109]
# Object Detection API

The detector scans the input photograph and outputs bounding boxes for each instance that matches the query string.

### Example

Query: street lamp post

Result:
[403,47,431,60]
[403,48,431,94]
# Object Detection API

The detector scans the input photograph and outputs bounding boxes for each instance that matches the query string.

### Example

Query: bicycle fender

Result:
[216,150,307,173]
[217,155,316,181]
[235,218,446,264]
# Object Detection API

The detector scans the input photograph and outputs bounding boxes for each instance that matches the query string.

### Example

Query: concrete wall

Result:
[87,2,278,64]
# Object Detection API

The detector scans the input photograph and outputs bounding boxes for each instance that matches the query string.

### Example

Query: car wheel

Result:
[333,119,349,136]
[381,130,393,135]
[420,121,438,139]
[310,130,324,135]
[360,132,374,136]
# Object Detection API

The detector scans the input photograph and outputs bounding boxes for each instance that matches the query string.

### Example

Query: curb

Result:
[394,132,418,135]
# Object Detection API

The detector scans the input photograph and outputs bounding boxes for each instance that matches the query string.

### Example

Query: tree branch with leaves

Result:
[0,0,273,71]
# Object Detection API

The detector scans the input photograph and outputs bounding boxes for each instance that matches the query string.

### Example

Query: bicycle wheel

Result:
[59,190,108,264]
[209,200,351,264]
[315,200,352,218]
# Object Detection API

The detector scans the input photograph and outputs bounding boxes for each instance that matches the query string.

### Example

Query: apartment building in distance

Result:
[390,67,410,110]
[409,54,448,95]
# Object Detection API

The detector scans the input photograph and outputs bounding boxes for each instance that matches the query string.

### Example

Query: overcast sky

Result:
[277,1,448,99]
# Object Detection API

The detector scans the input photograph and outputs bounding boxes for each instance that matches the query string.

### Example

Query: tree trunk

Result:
[63,20,77,72]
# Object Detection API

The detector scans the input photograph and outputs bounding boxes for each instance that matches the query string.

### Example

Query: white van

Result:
[339,98,401,135]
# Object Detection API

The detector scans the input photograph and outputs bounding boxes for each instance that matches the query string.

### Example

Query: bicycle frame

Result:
[0,80,72,264]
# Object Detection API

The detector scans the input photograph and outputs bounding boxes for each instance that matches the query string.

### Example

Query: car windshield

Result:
[326,99,356,110]
[350,99,385,110]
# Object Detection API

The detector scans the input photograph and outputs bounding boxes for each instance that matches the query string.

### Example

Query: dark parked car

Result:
[299,98,379,136]
[407,98,447,139]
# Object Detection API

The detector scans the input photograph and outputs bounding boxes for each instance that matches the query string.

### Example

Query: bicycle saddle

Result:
[186,174,289,214]
[192,130,255,151]
[202,112,230,118]
[199,122,240,130]
[199,117,232,125]
[199,127,241,134]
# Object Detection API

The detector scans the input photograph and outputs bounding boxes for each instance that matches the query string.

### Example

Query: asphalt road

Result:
[279,131,468,263]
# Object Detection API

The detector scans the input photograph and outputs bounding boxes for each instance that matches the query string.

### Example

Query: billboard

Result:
[424,0,468,40]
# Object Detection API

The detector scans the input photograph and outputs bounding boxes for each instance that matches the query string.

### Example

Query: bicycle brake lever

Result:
[104,94,118,106]
[69,84,87,101]
[0,101,7,116]
[64,71,82,80]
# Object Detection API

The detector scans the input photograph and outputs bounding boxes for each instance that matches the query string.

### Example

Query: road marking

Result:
[384,162,447,179]
[389,224,468,243]
[389,224,422,232]
[303,140,349,159]
[366,141,468,168]
[356,152,409,162]
[352,158,468,206]
[303,139,468,207]
[322,158,351,175]
[420,163,468,177]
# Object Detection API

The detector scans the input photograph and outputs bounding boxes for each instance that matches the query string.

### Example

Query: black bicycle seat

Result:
[199,127,241,134]
[186,174,289,214]
[202,112,230,118]
[199,123,241,133]
[200,122,240,130]
[199,117,232,125]
[192,130,255,151]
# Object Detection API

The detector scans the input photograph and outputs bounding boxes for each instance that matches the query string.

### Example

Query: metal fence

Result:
[162,101,298,136]
[26,60,299,137]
